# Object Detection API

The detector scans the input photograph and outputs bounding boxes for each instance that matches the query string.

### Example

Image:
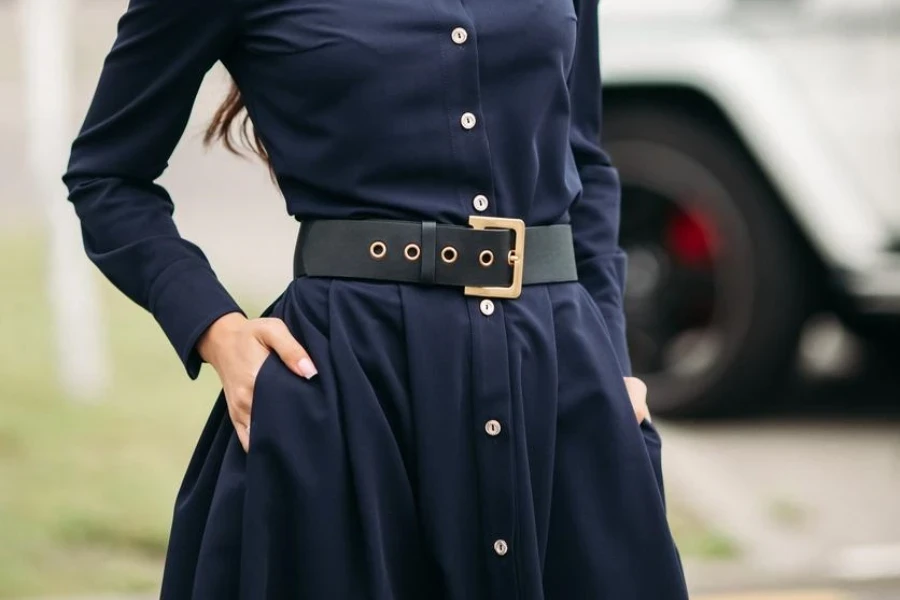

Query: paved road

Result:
[668,344,900,590]
[699,582,900,599]
[20,581,900,600]
[696,583,900,600]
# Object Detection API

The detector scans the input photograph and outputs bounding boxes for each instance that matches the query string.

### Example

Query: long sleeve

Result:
[63,0,244,379]
[567,0,631,376]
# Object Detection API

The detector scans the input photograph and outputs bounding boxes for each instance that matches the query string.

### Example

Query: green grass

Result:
[768,497,810,531]
[0,232,220,597]
[0,231,735,597]
[668,500,740,561]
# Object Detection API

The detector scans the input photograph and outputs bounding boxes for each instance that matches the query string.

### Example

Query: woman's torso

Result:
[223,0,582,225]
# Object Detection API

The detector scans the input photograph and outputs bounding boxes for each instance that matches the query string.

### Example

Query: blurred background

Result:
[1,0,898,598]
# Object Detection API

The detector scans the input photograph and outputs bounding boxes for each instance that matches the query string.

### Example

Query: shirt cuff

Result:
[578,248,632,376]
[148,261,244,379]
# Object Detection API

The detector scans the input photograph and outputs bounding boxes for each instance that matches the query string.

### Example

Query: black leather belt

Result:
[293,216,578,298]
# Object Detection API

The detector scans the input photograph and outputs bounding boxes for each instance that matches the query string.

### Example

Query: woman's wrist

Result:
[197,312,248,367]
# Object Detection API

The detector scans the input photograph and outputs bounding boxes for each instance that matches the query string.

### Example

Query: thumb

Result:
[623,377,650,422]
[257,318,318,379]
[623,377,647,403]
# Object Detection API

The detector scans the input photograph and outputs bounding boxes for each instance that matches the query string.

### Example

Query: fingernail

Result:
[298,358,318,379]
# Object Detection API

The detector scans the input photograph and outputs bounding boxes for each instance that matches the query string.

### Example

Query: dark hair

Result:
[204,81,271,168]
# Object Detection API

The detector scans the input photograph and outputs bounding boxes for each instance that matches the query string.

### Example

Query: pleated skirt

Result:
[160,276,688,599]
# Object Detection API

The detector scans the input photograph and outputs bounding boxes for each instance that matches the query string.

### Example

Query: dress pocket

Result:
[640,419,667,505]
[247,352,280,448]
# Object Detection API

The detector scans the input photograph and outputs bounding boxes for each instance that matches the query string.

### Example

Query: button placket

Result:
[446,12,512,590]
[441,15,497,219]
[468,293,517,595]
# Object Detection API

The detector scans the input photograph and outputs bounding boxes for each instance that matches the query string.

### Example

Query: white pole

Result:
[20,0,110,401]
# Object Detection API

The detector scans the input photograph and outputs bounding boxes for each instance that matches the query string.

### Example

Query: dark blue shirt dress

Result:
[63,0,689,597]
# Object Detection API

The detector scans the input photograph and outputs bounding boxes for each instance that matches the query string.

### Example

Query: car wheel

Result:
[605,106,810,417]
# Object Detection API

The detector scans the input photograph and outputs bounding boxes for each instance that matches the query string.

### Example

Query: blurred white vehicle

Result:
[601,0,900,416]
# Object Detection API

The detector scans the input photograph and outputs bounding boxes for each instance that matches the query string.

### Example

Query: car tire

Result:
[604,105,811,417]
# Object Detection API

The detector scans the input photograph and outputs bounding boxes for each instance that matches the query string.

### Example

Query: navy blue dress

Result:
[63,0,689,597]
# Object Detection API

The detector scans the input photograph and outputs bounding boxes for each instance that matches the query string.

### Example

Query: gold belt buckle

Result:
[464,215,526,299]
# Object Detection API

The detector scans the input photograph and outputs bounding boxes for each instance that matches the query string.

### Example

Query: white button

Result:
[493,539,509,556]
[460,112,477,130]
[451,27,468,44]
[485,420,502,436]
[480,299,495,316]
[472,194,489,212]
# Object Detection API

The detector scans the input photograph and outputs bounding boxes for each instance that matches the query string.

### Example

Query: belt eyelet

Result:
[441,246,458,264]
[369,241,387,260]
[478,250,494,267]
[404,243,421,261]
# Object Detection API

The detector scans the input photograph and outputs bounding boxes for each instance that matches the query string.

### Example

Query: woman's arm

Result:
[63,0,244,379]
[566,8,671,506]
[567,0,632,376]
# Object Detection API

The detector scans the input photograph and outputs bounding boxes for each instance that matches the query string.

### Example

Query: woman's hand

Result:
[623,376,651,424]
[197,312,318,451]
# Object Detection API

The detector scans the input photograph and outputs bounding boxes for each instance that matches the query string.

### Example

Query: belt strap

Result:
[294,219,578,296]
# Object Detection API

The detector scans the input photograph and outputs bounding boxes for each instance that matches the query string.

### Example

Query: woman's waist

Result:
[292,217,578,300]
